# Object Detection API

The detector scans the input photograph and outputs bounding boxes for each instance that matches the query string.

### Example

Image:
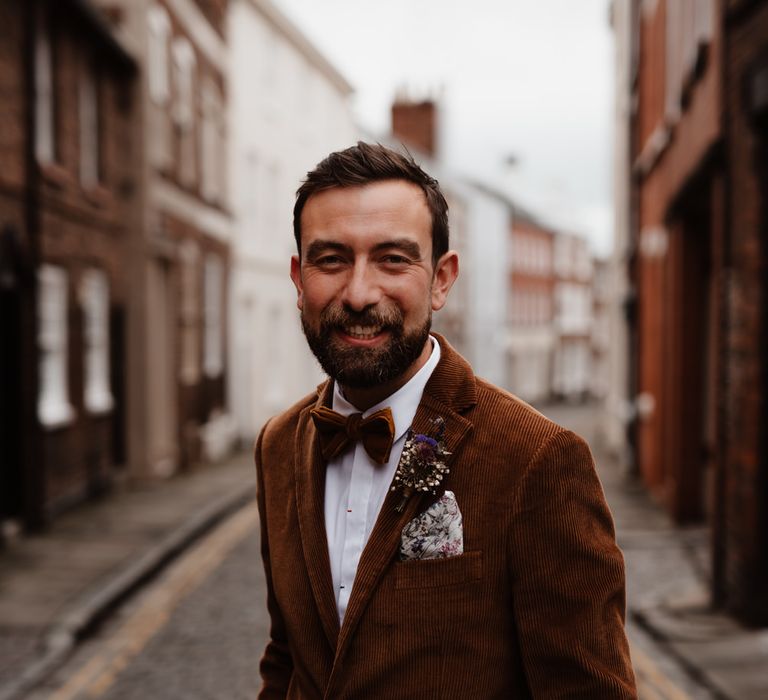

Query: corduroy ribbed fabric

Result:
[254,334,637,699]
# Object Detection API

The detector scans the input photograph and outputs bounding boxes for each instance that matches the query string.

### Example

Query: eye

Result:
[380,254,411,267]
[314,255,346,268]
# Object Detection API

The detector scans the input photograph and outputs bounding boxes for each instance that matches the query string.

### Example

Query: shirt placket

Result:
[337,442,374,620]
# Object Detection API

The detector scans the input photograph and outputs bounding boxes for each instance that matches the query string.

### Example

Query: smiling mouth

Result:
[342,325,385,340]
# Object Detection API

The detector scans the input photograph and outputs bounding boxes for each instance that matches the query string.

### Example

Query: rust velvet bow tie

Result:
[310,406,396,465]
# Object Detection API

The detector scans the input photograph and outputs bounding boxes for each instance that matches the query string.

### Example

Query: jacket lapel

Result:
[331,335,476,667]
[294,382,340,650]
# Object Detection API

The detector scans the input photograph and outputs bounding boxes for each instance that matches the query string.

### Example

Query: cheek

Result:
[300,279,337,311]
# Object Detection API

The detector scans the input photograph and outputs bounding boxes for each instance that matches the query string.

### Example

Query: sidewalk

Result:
[540,402,768,700]
[0,451,256,700]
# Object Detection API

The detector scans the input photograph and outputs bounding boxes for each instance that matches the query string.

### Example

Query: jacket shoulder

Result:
[470,377,569,461]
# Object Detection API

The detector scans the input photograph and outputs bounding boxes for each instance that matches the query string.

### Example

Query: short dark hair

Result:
[293,142,449,266]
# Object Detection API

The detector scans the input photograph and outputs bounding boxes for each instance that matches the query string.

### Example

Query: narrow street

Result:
[27,507,267,700]
[19,402,727,700]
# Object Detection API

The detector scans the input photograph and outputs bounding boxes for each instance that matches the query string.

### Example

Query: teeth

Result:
[346,325,382,339]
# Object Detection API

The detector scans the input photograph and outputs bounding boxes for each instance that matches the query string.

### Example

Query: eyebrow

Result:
[372,239,422,259]
[304,240,352,261]
[304,238,423,261]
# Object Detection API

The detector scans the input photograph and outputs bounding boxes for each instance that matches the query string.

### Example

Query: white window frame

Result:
[38,265,75,427]
[80,269,114,413]
[172,37,197,185]
[179,240,201,385]
[148,4,171,104]
[172,37,196,127]
[200,78,219,201]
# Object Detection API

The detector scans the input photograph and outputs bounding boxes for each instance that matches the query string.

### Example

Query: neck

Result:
[339,338,432,411]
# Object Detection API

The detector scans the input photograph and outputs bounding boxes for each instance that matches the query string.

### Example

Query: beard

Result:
[301,303,431,389]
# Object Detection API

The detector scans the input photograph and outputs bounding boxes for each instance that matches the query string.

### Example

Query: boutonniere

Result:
[391,417,451,513]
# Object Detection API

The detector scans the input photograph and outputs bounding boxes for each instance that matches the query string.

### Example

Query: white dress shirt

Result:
[324,337,441,624]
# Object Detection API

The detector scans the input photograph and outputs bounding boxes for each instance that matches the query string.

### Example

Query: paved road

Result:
[29,506,267,700]
[28,403,718,699]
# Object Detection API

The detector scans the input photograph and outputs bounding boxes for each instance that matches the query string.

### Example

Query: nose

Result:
[340,260,382,312]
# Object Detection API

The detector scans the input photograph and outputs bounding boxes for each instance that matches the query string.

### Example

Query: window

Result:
[34,6,55,163]
[179,240,200,385]
[148,4,171,104]
[203,253,223,378]
[172,37,197,186]
[79,62,100,187]
[80,269,113,413]
[666,0,714,121]
[200,78,225,203]
[38,265,74,426]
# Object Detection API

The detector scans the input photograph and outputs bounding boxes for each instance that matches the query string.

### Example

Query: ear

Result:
[430,250,459,311]
[290,255,304,310]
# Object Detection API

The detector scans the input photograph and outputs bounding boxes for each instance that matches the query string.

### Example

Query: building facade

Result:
[506,210,556,404]
[718,0,768,624]
[0,0,137,528]
[552,232,593,400]
[623,0,768,624]
[389,98,511,389]
[227,0,358,444]
[99,0,235,475]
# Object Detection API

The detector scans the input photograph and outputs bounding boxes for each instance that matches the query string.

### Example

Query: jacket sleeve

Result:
[254,423,294,698]
[508,429,637,698]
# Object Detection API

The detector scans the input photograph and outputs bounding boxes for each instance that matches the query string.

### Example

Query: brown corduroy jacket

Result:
[254,335,637,699]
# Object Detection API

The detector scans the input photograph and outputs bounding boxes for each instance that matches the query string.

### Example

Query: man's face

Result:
[290,180,456,392]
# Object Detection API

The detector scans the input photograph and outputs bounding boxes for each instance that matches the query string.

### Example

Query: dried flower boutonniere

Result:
[391,417,451,513]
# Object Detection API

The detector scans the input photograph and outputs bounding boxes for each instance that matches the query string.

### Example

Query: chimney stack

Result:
[391,97,438,158]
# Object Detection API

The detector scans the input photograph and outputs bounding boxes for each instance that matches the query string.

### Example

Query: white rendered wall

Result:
[605,0,634,457]
[228,0,358,442]
[459,185,509,387]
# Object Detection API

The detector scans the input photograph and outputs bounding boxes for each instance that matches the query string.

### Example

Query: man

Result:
[255,142,637,698]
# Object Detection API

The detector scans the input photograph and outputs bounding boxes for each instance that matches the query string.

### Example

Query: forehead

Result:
[300,180,431,246]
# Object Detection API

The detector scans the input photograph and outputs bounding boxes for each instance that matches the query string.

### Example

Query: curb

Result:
[0,483,254,700]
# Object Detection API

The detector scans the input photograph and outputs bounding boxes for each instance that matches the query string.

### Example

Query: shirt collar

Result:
[332,336,441,442]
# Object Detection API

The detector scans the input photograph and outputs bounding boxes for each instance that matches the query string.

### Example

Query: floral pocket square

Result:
[400,490,464,560]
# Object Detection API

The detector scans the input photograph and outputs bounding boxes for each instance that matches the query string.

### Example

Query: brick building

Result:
[552,232,593,400]
[98,0,234,477]
[506,209,556,403]
[0,0,137,528]
[717,0,768,624]
[622,0,768,624]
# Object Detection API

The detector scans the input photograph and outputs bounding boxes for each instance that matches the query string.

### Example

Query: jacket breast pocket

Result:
[394,550,483,589]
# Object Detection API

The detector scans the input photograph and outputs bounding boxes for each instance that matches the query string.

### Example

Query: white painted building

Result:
[605,0,634,459]
[228,0,358,443]
[454,182,510,388]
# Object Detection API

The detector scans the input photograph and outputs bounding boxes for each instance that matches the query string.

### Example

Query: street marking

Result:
[47,504,258,700]
[631,643,692,700]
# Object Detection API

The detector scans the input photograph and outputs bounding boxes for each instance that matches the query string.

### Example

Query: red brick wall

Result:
[391,100,438,158]
[31,6,138,518]
[719,0,768,624]
[633,0,723,516]
[0,1,26,198]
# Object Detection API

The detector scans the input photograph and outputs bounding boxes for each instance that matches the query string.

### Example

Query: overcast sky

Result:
[273,0,615,256]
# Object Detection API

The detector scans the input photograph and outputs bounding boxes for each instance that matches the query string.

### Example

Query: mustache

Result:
[319,304,403,329]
